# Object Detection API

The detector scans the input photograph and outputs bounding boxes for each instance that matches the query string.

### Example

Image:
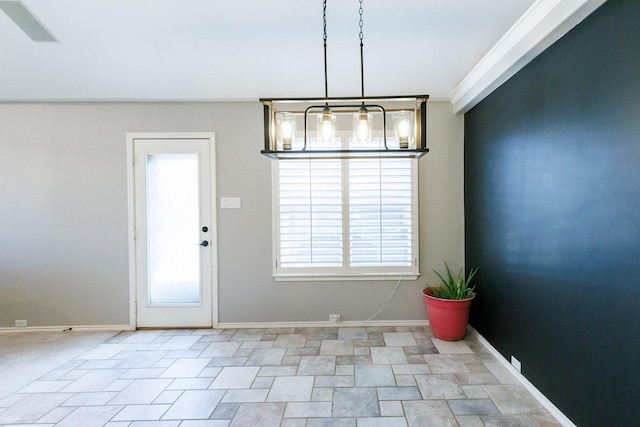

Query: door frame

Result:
[126,132,218,329]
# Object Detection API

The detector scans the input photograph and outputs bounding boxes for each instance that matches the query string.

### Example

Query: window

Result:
[273,134,419,280]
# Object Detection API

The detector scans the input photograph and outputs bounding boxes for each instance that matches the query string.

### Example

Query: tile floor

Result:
[0,326,563,426]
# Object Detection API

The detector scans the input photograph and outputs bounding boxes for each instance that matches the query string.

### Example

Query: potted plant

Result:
[422,262,479,341]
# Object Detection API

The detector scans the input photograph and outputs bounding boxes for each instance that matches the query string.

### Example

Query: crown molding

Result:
[452,0,607,114]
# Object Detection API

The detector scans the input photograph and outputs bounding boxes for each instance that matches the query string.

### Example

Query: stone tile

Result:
[222,389,269,403]
[383,332,417,347]
[208,357,247,367]
[251,376,274,388]
[306,418,356,427]
[77,344,129,360]
[181,419,231,426]
[257,366,297,376]
[462,385,489,398]
[338,328,368,340]
[332,388,379,417]
[528,413,564,426]
[376,386,421,400]
[122,368,165,379]
[320,340,354,356]
[200,342,242,358]
[61,391,118,406]
[431,338,473,354]
[162,390,225,420]
[425,354,469,373]
[161,358,211,378]
[0,393,71,424]
[297,356,336,375]
[109,379,173,405]
[158,336,201,351]
[18,380,72,393]
[456,415,485,427]
[379,400,405,416]
[311,387,333,401]
[211,402,240,419]
[335,364,354,375]
[282,419,307,427]
[56,405,124,427]
[284,401,332,418]
[483,385,546,414]
[210,367,259,389]
[481,414,537,426]
[112,404,170,421]
[272,334,307,348]
[154,390,183,404]
[267,376,314,402]
[415,374,465,400]
[395,375,417,386]
[314,375,355,388]
[229,402,285,427]
[118,351,168,369]
[240,341,273,349]
[230,329,265,342]
[455,373,500,385]
[485,362,520,385]
[245,348,286,366]
[403,400,457,427]
[358,417,408,427]
[62,369,128,392]
[392,364,431,375]
[166,377,213,390]
[448,399,501,415]
[370,347,408,364]
[129,421,181,427]
[336,355,372,365]
[355,365,396,387]
[37,406,76,423]
[403,345,438,355]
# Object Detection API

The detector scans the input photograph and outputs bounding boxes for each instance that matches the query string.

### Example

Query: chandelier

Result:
[260,0,429,160]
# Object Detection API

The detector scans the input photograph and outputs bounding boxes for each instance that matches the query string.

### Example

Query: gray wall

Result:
[0,101,464,327]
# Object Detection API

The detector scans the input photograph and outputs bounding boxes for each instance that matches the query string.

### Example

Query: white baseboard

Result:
[0,325,133,333]
[469,326,576,427]
[216,319,429,329]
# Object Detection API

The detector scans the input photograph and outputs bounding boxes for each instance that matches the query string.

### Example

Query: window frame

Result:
[271,143,420,281]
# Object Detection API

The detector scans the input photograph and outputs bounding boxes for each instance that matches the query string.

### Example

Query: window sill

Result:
[274,273,420,282]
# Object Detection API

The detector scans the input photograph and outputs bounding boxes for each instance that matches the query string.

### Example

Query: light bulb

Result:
[393,111,414,149]
[276,112,295,150]
[353,107,372,143]
[317,107,336,143]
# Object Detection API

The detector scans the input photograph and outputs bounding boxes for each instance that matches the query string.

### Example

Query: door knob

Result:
[199,240,209,247]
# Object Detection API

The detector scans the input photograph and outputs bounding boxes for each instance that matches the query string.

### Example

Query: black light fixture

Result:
[260,0,429,160]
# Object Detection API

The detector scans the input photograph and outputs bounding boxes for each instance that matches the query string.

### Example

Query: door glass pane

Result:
[146,153,200,304]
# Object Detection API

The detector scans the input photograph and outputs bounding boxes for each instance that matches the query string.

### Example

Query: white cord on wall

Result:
[366,273,404,321]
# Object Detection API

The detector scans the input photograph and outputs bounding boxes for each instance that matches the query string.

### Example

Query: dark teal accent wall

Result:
[464,0,640,425]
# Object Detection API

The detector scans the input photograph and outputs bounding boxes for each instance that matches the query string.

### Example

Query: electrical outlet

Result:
[511,355,522,372]
[329,314,341,323]
[15,320,27,327]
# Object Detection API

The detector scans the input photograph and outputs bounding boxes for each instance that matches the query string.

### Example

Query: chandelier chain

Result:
[323,0,329,100]
[359,0,365,98]
[359,0,364,41]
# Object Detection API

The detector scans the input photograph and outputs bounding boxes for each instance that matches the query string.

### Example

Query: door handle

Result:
[199,240,209,247]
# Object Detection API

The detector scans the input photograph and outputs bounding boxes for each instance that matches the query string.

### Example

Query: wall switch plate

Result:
[511,355,522,372]
[15,320,27,327]
[329,314,340,323]
[221,197,241,209]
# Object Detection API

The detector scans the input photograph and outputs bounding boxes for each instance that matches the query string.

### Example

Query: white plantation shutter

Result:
[274,136,418,279]
[278,159,343,268]
[348,158,414,267]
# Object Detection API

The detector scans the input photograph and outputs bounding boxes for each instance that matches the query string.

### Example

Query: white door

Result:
[131,135,215,328]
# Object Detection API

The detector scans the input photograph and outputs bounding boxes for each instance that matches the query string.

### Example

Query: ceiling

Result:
[0,0,600,110]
